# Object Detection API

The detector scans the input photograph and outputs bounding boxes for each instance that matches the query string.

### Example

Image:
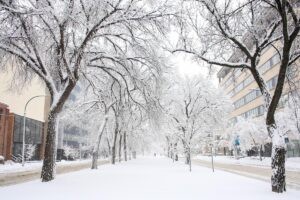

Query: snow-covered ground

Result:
[0,157,299,200]
[0,159,93,174]
[194,155,300,171]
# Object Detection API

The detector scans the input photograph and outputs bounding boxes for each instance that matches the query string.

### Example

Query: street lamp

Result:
[22,95,48,166]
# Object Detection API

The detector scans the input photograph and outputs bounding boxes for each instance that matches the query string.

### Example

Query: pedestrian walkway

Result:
[0,157,299,200]
[0,160,109,186]
[193,159,300,190]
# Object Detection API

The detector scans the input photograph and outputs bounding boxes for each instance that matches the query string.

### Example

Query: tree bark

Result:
[188,150,192,172]
[270,126,286,193]
[259,144,263,161]
[128,147,132,160]
[106,138,111,156]
[111,128,118,164]
[118,134,122,163]
[91,116,108,169]
[185,150,190,165]
[271,146,286,192]
[174,143,178,161]
[123,132,127,161]
[41,111,58,182]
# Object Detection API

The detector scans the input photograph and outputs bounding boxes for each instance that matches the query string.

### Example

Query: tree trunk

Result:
[118,134,122,163]
[259,144,263,161]
[128,148,132,160]
[106,138,111,156]
[41,111,58,182]
[185,151,190,165]
[170,143,173,160]
[188,150,192,172]
[270,127,286,193]
[123,132,127,161]
[174,143,178,161]
[91,116,108,169]
[111,129,118,164]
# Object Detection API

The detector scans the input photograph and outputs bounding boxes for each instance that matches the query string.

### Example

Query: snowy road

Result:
[0,157,299,200]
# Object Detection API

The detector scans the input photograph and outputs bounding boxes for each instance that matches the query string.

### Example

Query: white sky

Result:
[171,53,219,87]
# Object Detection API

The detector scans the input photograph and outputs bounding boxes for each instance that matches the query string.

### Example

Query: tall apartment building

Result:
[217,44,300,156]
[218,45,299,122]
[0,67,50,160]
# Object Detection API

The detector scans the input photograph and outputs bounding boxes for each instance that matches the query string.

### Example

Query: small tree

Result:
[25,144,36,161]
[161,74,231,171]
[63,145,76,161]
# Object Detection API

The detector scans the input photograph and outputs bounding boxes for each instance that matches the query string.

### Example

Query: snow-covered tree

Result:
[25,144,36,161]
[63,145,76,160]
[174,0,300,192]
[0,0,174,181]
[230,117,269,160]
[161,74,232,171]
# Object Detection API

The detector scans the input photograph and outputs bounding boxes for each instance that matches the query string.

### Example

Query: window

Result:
[244,76,254,87]
[222,76,233,88]
[228,90,234,97]
[258,53,281,74]
[240,105,264,119]
[13,114,44,144]
[266,76,278,90]
[235,82,244,93]
[234,98,245,109]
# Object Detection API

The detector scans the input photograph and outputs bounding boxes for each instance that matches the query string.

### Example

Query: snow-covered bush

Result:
[25,144,36,161]
[63,146,77,160]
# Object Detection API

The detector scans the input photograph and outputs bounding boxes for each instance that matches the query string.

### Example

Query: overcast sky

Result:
[171,53,220,87]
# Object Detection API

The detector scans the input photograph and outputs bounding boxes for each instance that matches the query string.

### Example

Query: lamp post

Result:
[22,95,48,166]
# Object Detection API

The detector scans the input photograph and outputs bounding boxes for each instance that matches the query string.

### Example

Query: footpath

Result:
[193,159,300,190]
[0,160,109,186]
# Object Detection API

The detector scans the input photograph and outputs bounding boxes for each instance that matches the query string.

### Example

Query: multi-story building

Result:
[56,85,91,160]
[0,67,50,160]
[217,44,300,157]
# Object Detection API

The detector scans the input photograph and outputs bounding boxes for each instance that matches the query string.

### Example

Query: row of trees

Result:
[159,74,232,171]
[0,0,174,182]
[0,0,299,194]
[172,0,300,193]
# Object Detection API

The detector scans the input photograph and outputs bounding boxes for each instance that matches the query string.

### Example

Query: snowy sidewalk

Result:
[0,157,299,200]
[193,158,300,190]
[0,159,109,186]
[194,156,300,171]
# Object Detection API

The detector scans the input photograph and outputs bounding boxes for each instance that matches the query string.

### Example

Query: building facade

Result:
[217,44,300,157]
[0,67,50,161]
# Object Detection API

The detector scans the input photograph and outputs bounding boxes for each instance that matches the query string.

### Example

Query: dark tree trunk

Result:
[91,152,98,169]
[259,145,263,161]
[128,148,132,160]
[271,147,286,192]
[174,143,178,161]
[188,151,192,172]
[118,134,122,163]
[111,129,118,164]
[106,138,111,156]
[41,111,58,182]
[185,151,190,165]
[123,132,127,161]
[91,117,108,169]
[170,143,173,159]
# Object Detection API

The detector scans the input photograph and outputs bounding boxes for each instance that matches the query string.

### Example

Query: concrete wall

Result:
[0,68,48,122]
